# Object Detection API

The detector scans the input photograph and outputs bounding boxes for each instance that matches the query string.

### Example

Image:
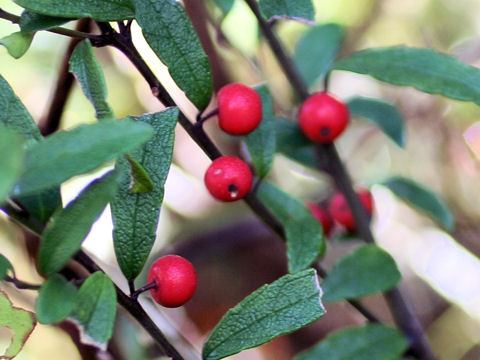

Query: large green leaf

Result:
[0,128,24,203]
[38,171,119,276]
[382,176,454,230]
[70,272,117,350]
[70,40,115,121]
[334,46,480,105]
[111,108,178,280]
[0,31,34,59]
[14,0,135,21]
[245,84,276,178]
[203,269,325,360]
[0,74,41,141]
[213,0,234,15]
[259,0,315,22]
[348,97,405,147]
[0,254,13,281]
[35,274,78,324]
[295,324,408,360]
[19,10,71,32]
[257,181,326,273]
[322,245,401,302]
[13,119,153,197]
[295,23,345,88]
[0,291,36,359]
[134,0,212,110]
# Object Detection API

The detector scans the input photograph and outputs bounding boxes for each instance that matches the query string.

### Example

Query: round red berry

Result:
[148,255,197,308]
[306,202,334,236]
[204,156,253,202]
[217,83,262,135]
[328,188,373,231]
[298,92,349,143]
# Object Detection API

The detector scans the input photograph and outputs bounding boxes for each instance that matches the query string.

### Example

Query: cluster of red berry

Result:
[144,86,367,307]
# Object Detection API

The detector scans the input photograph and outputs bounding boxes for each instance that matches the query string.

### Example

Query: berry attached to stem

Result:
[204,156,253,202]
[217,83,262,135]
[298,92,349,143]
[147,255,197,308]
[328,188,373,231]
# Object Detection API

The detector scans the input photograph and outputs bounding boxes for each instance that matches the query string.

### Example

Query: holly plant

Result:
[2,0,477,359]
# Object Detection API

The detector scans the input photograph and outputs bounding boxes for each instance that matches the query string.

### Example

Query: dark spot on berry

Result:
[228,184,239,198]
[320,126,331,137]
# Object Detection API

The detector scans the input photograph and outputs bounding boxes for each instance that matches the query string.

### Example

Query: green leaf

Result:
[0,31,34,59]
[0,74,41,141]
[124,155,153,193]
[0,291,36,359]
[274,118,316,168]
[382,176,454,230]
[35,274,77,324]
[347,97,405,147]
[0,128,24,203]
[19,10,71,32]
[111,108,178,280]
[257,181,326,273]
[259,0,315,22]
[70,272,116,350]
[13,119,153,197]
[16,189,62,224]
[322,245,401,302]
[334,46,480,105]
[295,324,408,360]
[245,84,276,178]
[0,254,14,281]
[213,0,234,15]
[38,171,119,276]
[70,40,115,121]
[14,0,135,21]
[203,269,325,360]
[134,0,212,110]
[295,24,345,88]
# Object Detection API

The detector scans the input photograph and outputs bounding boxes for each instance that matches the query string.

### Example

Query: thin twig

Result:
[4,276,41,290]
[243,1,437,359]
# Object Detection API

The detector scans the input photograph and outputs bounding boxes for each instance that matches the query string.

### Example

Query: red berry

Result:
[298,92,349,143]
[306,202,334,236]
[217,83,262,135]
[328,188,373,231]
[204,156,253,202]
[148,255,197,308]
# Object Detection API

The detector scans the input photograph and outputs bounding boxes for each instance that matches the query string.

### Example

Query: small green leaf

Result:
[274,118,316,168]
[70,40,115,121]
[382,176,454,230]
[213,0,234,15]
[295,24,345,88]
[134,0,213,110]
[0,128,24,203]
[70,272,116,351]
[245,84,276,178]
[334,46,480,105]
[111,108,178,280]
[295,324,408,360]
[19,10,71,32]
[16,189,62,224]
[0,74,41,141]
[322,245,401,302]
[0,291,36,359]
[0,254,14,280]
[348,97,405,147]
[0,31,34,59]
[35,274,77,324]
[259,0,315,22]
[203,269,325,360]
[38,171,119,276]
[257,181,326,273]
[125,155,153,193]
[13,119,153,197]
[14,0,135,21]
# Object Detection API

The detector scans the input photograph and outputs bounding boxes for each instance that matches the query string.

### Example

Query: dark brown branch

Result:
[5,276,41,290]
[243,1,437,359]
[39,18,93,136]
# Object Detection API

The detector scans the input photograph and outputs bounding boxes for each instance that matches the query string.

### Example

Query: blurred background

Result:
[2,0,480,359]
